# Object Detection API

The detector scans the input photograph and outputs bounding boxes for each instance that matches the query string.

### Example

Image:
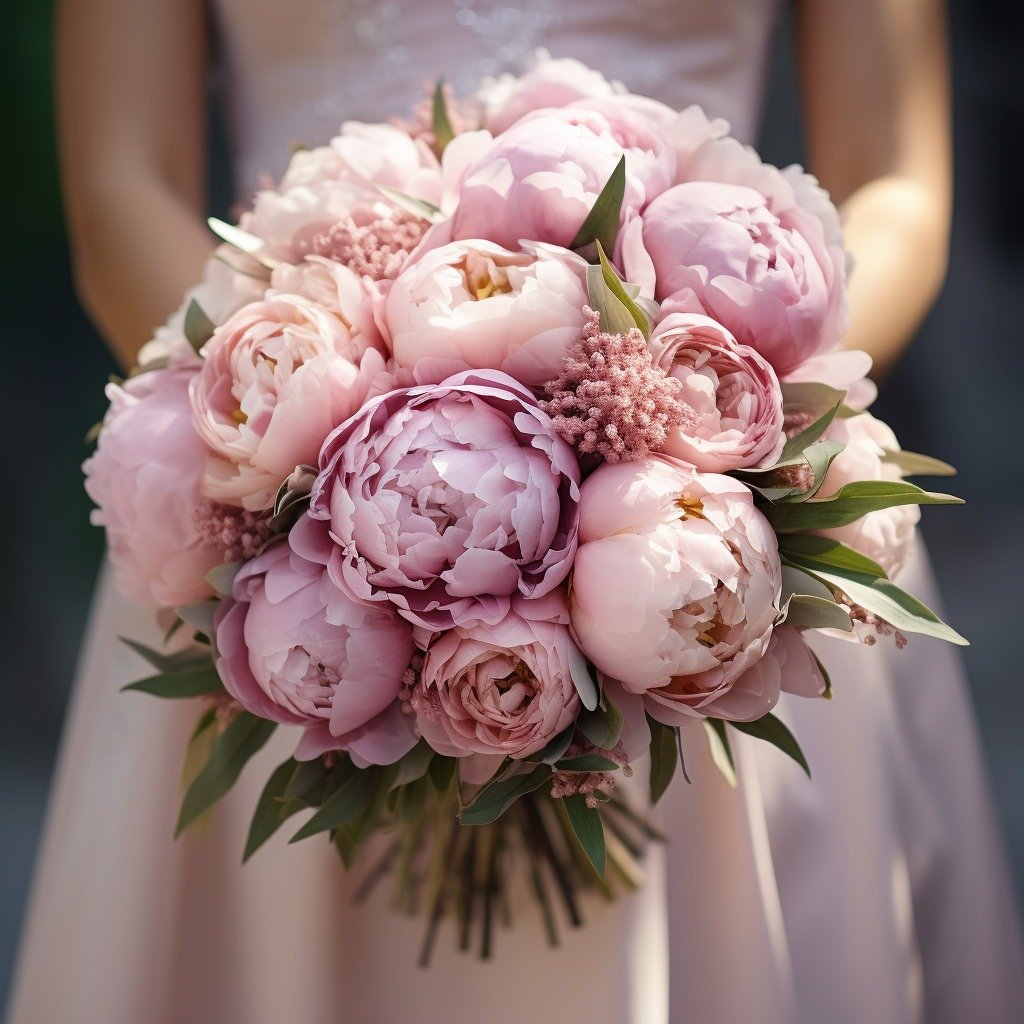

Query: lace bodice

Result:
[213,0,782,195]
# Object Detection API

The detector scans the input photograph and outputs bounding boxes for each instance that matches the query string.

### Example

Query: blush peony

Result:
[570,457,788,723]
[308,370,581,631]
[413,592,581,760]
[214,524,417,766]
[649,311,785,472]
[385,239,589,387]
[84,367,224,609]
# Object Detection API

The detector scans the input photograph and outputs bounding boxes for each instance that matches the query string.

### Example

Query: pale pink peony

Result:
[624,145,848,374]
[308,370,581,631]
[242,121,442,266]
[385,239,589,386]
[413,592,581,759]
[137,247,267,370]
[570,457,790,723]
[649,311,785,472]
[84,367,224,609]
[214,525,417,766]
[817,412,920,579]
[450,105,672,251]
[190,267,387,511]
[477,53,618,133]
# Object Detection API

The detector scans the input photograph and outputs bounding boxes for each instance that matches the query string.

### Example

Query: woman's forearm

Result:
[838,174,949,377]
[71,173,212,368]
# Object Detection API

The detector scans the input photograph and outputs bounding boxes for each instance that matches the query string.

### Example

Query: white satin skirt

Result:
[7,539,1023,1024]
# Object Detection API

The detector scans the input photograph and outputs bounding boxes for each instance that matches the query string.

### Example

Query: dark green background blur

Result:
[2,0,1022,1004]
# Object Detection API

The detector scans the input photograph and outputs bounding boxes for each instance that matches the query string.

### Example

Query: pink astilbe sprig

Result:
[551,737,633,809]
[307,211,428,280]
[541,307,696,463]
[193,499,274,563]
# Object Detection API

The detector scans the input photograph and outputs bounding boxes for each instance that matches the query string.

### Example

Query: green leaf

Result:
[881,449,956,477]
[812,650,833,700]
[563,794,606,876]
[577,696,624,750]
[535,727,576,765]
[244,758,301,861]
[206,561,244,597]
[595,240,653,338]
[373,184,443,222]
[555,754,621,773]
[184,299,215,353]
[396,776,431,824]
[122,665,224,699]
[791,440,847,502]
[780,535,888,579]
[783,594,854,631]
[289,767,377,842]
[765,480,963,533]
[647,716,678,804]
[780,564,837,605]
[285,757,331,801]
[392,741,435,788]
[777,397,843,465]
[458,766,551,826]
[799,565,969,646]
[120,637,211,675]
[427,755,458,794]
[207,217,265,255]
[176,713,277,836]
[703,719,737,788]
[431,78,455,152]
[571,155,626,255]
[731,713,810,777]
[568,645,599,711]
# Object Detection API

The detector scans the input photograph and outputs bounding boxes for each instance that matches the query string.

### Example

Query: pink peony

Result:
[624,147,848,374]
[84,367,224,609]
[242,121,442,267]
[190,267,387,511]
[450,106,672,250]
[816,412,920,579]
[214,525,417,766]
[570,457,789,723]
[649,311,785,472]
[477,54,618,133]
[413,592,581,760]
[308,369,581,631]
[385,239,589,386]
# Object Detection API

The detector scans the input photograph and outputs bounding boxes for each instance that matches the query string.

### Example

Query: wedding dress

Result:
[9,2,1023,1022]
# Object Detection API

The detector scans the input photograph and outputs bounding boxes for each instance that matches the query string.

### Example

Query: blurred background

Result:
[1,0,1021,1005]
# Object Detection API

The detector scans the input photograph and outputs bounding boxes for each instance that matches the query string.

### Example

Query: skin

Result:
[57,0,952,377]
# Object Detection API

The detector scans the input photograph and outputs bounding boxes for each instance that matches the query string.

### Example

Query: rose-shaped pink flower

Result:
[413,592,581,759]
[450,106,672,250]
[190,269,387,511]
[309,369,581,631]
[214,525,417,766]
[570,457,785,722]
[84,367,223,608]
[649,311,785,472]
[816,412,920,579]
[385,240,589,386]
[624,146,848,374]
[242,121,442,266]
[477,54,618,133]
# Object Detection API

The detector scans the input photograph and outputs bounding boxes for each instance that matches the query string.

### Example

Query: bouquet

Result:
[84,56,966,963]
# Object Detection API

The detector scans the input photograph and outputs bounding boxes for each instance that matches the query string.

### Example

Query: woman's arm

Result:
[56,0,212,367]
[795,0,952,377]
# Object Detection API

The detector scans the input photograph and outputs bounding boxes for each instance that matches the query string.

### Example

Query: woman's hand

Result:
[56,0,213,368]
[796,0,952,377]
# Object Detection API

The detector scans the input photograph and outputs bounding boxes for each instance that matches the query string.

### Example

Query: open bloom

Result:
[570,457,788,722]
[624,143,848,374]
[84,367,223,609]
[308,369,581,631]
[385,240,589,386]
[817,412,920,579]
[242,121,442,267]
[413,592,581,759]
[191,269,387,511]
[649,311,785,472]
[215,525,417,766]
[450,105,671,250]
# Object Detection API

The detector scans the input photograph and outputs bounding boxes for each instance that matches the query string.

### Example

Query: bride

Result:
[9,1,1023,1022]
